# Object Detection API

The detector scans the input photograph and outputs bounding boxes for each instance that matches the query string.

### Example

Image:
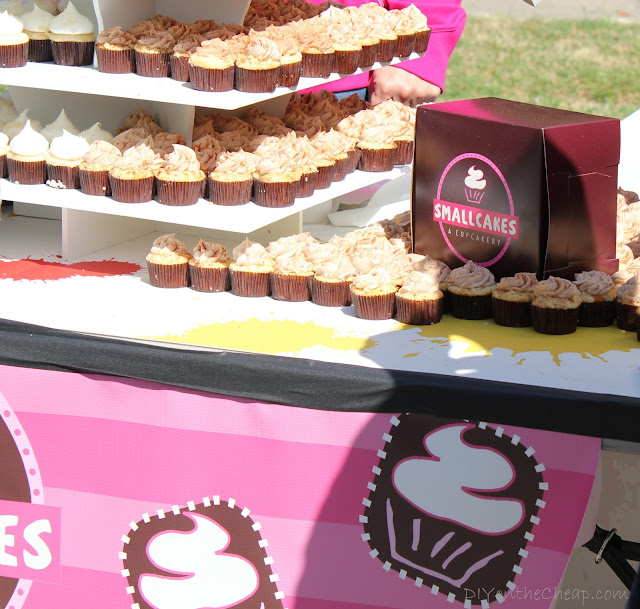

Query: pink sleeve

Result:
[386,0,466,93]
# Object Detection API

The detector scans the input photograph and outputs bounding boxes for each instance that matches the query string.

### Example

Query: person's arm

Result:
[369,1,466,106]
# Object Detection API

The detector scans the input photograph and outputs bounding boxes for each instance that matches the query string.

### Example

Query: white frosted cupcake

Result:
[0,10,29,68]
[49,2,95,66]
[7,120,49,184]
[78,122,114,145]
[20,4,52,62]
[45,129,90,189]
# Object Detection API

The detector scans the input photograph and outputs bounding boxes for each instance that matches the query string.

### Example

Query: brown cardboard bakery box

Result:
[412,97,620,279]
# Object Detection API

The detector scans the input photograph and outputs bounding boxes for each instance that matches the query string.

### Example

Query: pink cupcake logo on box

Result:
[433,154,520,267]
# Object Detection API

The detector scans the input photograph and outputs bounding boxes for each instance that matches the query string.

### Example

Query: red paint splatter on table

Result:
[0,259,141,281]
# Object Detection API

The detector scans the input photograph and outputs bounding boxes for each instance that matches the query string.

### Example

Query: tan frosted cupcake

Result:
[385,9,416,58]
[311,255,355,307]
[19,4,52,62]
[134,29,174,77]
[350,268,398,320]
[170,32,203,81]
[356,114,397,172]
[396,271,444,325]
[531,276,582,335]
[45,129,90,189]
[235,33,281,93]
[109,140,162,203]
[154,144,205,206]
[95,26,136,73]
[400,4,431,53]
[270,250,314,302]
[146,234,192,289]
[273,34,302,88]
[0,10,29,68]
[230,238,275,297]
[573,270,616,327]
[209,150,259,206]
[492,272,538,327]
[616,272,640,331]
[253,155,301,208]
[79,139,121,196]
[295,25,335,78]
[188,38,235,92]
[49,2,95,66]
[448,261,496,320]
[188,239,230,292]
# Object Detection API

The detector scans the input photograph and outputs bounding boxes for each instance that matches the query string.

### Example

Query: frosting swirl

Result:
[49,129,90,161]
[150,234,190,258]
[49,2,94,36]
[193,239,228,265]
[10,120,48,157]
[573,270,615,298]
[81,140,122,168]
[449,261,495,290]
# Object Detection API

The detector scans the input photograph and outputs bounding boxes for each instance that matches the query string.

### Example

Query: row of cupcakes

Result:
[144,227,637,336]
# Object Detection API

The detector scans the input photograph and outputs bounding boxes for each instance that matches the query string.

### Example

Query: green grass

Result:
[442,17,640,119]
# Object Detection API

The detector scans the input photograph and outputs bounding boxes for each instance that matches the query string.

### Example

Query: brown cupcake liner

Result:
[343,148,362,176]
[109,175,154,203]
[449,292,493,320]
[394,139,414,165]
[278,61,302,88]
[230,269,271,297]
[134,50,170,77]
[0,154,6,179]
[189,265,230,293]
[316,163,337,190]
[296,170,319,198]
[395,33,416,58]
[208,177,252,205]
[334,49,361,74]
[358,42,378,69]
[0,42,28,68]
[169,54,190,81]
[188,64,234,92]
[531,304,579,335]
[351,290,396,320]
[311,277,352,307]
[270,273,312,302]
[635,312,640,342]
[79,168,111,196]
[492,298,532,327]
[27,38,52,62]
[147,261,190,289]
[414,29,431,54]
[616,301,637,331]
[51,40,94,66]
[96,46,135,74]
[376,38,396,63]
[253,178,298,208]
[332,156,350,182]
[442,290,451,314]
[578,300,615,327]
[301,52,334,78]
[358,147,396,172]
[235,65,279,93]
[156,178,203,206]
[7,158,46,185]
[395,295,443,325]
[46,163,79,189]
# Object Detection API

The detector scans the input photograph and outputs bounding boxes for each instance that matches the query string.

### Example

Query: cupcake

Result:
[229,238,274,297]
[155,144,205,206]
[270,251,314,302]
[273,35,302,88]
[78,139,121,196]
[146,234,192,289]
[45,129,89,189]
[573,270,616,327]
[134,29,174,77]
[252,155,301,208]
[616,273,640,331]
[0,131,9,178]
[0,10,29,68]
[95,26,136,73]
[188,38,235,92]
[19,4,52,62]
[410,254,451,312]
[400,4,431,53]
[109,140,161,203]
[311,255,355,307]
[188,239,230,292]
[169,32,202,82]
[328,22,362,74]
[492,272,538,327]
[234,33,282,93]
[208,150,258,206]
[448,261,496,320]
[49,2,95,66]
[385,9,416,58]
[7,120,48,184]
[531,276,582,335]
[296,25,334,78]
[356,114,397,172]
[350,268,398,320]
[39,109,79,142]
[395,271,444,325]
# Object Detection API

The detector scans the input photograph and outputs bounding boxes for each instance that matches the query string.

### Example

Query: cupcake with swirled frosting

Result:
[396,270,443,325]
[230,238,275,297]
[234,33,282,93]
[350,268,398,320]
[7,120,49,184]
[531,276,582,335]
[188,239,230,293]
[209,150,259,206]
[170,32,203,82]
[95,26,136,73]
[492,272,538,327]
[134,29,174,77]
[270,249,315,302]
[146,233,192,289]
[253,154,302,208]
[401,4,431,53]
[311,254,355,307]
[20,4,52,62]
[45,129,90,189]
[154,144,205,206]
[448,261,496,320]
[188,38,236,92]
[573,270,616,327]
[79,139,121,196]
[615,272,640,331]
[49,2,95,66]
[0,10,29,68]
[109,140,161,203]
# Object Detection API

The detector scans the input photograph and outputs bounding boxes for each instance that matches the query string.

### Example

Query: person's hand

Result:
[368,66,441,107]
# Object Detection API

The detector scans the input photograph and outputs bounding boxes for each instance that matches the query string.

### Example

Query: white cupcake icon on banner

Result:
[464,165,487,204]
